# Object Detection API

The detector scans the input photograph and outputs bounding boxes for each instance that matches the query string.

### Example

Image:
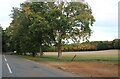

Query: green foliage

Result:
[43,46,56,52]
[5,2,55,56]
[112,39,120,49]
[2,29,12,52]
[96,42,108,50]
[47,2,95,57]
[0,26,2,37]
[61,43,96,51]
[48,40,117,52]
[4,1,95,57]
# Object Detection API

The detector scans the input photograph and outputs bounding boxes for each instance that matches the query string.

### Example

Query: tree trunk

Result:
[57,44,62,58]
[57,37,62,59]
[40,45,43,57]
[24,52,26,56]
[32,52,35,57]
[39,33,44,57]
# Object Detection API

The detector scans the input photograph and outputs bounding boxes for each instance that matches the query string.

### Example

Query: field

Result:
[44,50,118,62]
[19,50,119,77]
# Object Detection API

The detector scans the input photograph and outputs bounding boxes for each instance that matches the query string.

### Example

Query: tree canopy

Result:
[4,1,95,57]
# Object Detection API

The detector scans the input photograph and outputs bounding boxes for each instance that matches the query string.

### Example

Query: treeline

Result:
[45,39,120,52]
[2,1,96,58]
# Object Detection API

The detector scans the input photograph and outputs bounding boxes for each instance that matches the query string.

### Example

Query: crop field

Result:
[20,50,119,62]
[43,50,119,62]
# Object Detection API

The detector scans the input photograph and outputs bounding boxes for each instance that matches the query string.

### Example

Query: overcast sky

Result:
[0,0,119,41]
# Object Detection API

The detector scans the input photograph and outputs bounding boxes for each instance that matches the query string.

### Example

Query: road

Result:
[2,54,79,77]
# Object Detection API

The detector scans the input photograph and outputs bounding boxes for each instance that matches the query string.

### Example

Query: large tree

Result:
[6,1,95,58]
[8,2,55,57]
[22,2,55,56]
[47,2,95,58]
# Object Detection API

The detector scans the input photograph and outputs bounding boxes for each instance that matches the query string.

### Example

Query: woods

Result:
[2,1,96,57]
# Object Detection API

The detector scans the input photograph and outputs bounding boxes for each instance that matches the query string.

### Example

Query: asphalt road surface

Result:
[2,54,79,77]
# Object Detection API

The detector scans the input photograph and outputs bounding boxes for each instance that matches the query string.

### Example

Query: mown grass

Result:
[18,52,118,62]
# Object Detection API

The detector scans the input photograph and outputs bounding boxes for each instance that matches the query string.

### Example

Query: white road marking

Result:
[3,55,13,74]
[4,57,7,62]
[6,63,12,74]
[3,55,7,62]
[3,55,7,60]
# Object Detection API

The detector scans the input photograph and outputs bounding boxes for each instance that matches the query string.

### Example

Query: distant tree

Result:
[0,25,2,44]
[2,28,11,52]
[0,25,2,52]
[113,39,120,49]
[0,25,2,37]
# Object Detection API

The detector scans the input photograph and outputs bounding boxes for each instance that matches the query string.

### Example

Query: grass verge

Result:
[17,53,118,62]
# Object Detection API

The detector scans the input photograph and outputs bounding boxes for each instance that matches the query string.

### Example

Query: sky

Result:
[0,0,119,41]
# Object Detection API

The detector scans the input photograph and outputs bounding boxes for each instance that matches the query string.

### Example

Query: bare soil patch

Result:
[46,62,118,77]
[34,50,119,77]
[41,50,119,77]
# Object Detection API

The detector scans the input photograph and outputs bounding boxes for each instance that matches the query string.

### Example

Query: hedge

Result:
[42,39,120,52]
